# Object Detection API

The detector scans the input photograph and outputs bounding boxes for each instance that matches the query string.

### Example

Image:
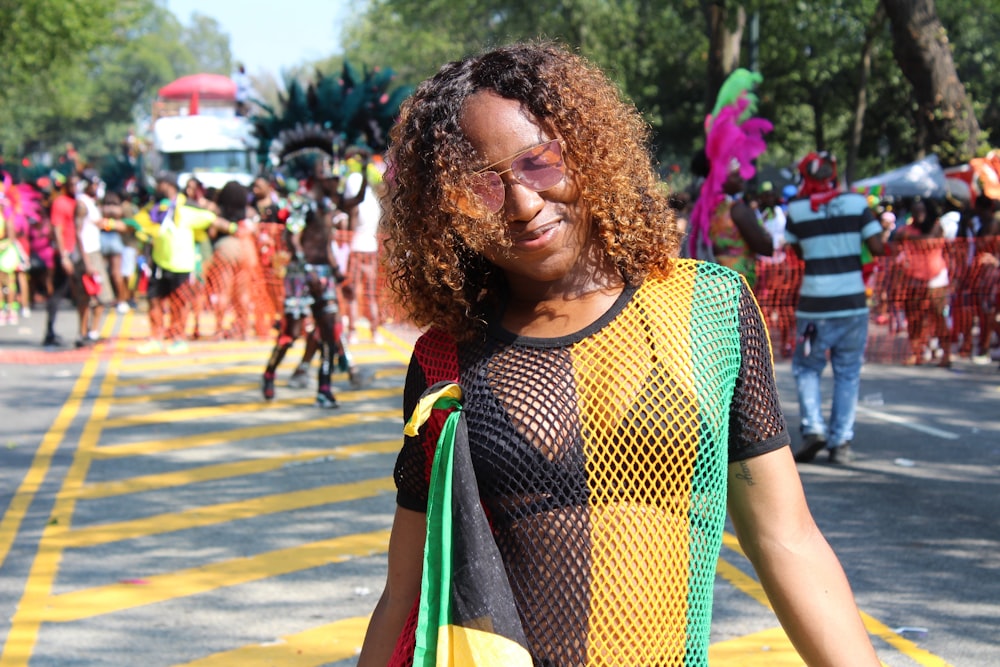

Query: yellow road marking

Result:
[114,362,296,387]
[173,616,371,667]
[373,327,419,364]
[718,532,953,667]
[114,382,260,403]
[118,349,385,374]
[0,357,98,569]
[100,387,402,428]
[73,440,401,500]
[0,356,119,667]
[45,531,390,623]
[56,477,394,549]
[112,368,409,404]
[93,409,401,458]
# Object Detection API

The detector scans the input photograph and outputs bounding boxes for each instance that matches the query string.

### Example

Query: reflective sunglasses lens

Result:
[472,171,505,213]
[511,141,565,191]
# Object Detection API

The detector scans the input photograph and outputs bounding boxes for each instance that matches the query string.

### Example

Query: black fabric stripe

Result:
[803,256,863,276]
[792,215,863,238]
[797,293,867,313]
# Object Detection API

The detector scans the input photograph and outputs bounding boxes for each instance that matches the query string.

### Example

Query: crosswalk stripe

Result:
[99,387,403,428]
[0,358,99,570]
[55,478,395,549]
[72,441,401,499]
[118,349,387,373]
[92,409,401,458]
[172,616,372,666]
[44,531,391,622]
[113,368,410,403]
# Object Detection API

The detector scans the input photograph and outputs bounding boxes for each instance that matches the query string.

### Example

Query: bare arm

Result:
[357,506,425,667]
[728,447,879,667]
[865,232,886,257]
[75,202,93,273]
[340,161,370,210]
[731,200,774,256]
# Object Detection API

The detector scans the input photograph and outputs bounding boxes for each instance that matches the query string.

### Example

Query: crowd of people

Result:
[672,157,1000,370]
[0,148,390,407]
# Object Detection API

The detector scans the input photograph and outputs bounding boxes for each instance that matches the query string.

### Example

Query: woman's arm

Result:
[727,447,880,667]
[357,506,426,667]
[731,200,775,255]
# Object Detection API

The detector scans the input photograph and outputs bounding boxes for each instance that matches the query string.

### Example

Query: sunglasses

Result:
[466,139,566,215]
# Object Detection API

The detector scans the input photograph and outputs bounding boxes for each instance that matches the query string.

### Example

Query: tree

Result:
[702,0,747,109]
[882,0,980,161]
[336,0,994,177]
[181,12,234,75]
[1,0,235,166]
[0,0,141,154]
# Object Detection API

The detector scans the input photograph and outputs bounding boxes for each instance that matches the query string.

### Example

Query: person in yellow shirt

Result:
[138,172,235,354]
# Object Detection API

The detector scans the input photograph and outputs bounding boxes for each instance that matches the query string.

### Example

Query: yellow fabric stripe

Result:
[577,264,699,663]
[404,383,463,437]
[436,624,532,667]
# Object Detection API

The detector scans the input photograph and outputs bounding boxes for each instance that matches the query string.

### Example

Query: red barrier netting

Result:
[755,236,1000,365]
[146,224,406,344]
[147,231,998,366]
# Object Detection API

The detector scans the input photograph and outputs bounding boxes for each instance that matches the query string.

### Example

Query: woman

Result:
[894,199,952,366]
[358,42,879,667]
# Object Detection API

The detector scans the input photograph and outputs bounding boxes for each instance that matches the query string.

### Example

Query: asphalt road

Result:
[1,307,997,666]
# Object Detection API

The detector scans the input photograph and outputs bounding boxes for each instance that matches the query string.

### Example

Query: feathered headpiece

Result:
[688,69,772,258]
[1,172,43,235]
[265,122,344,181]
[252,61,413,175]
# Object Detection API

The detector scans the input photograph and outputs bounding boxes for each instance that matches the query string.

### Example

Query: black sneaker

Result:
[42,334,64,348]
[315,390,339,408]
[261,374,275,401]
[793,433,828,463]
[828,443,853,464]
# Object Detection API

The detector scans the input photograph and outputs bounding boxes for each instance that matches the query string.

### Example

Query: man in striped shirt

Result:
[784,152,886,464]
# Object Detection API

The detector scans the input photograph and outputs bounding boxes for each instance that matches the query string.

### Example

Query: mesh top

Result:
[392,259,790,666]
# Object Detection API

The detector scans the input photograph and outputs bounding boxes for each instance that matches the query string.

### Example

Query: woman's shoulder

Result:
[648,258,746,285]
[413,327,461,386]
[641,259,746,309]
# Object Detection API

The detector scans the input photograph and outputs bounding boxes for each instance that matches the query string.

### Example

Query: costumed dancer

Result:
[260,126,360,407]
[687,69,774,288]
[0,173,43,324]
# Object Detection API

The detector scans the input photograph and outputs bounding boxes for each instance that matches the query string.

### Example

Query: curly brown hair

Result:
[382,41,680,340]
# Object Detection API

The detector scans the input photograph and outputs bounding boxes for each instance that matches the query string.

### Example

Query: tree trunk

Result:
[882,0,980,162]
[847,5,887,185]
[810,89,826,151]
[703,1,746,111]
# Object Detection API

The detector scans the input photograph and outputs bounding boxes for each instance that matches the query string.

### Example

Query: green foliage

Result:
[6,0,996,184]
[338,0,995,178]
[1,0,233,168]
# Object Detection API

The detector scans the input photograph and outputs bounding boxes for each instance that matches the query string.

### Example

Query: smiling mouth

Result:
[511,221,560,244]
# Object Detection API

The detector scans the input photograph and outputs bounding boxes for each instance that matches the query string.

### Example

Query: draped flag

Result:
[404,382,532,667]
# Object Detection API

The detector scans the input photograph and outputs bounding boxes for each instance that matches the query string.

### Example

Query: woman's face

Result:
[458,91,603,294]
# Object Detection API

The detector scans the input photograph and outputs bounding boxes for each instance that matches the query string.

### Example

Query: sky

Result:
[165,0,351,77]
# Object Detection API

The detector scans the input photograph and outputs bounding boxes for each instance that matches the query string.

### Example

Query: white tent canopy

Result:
[852,155,948,199]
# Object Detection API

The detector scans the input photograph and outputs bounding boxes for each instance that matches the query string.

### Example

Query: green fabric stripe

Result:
[413,397,462,667]
[684,263,742,661]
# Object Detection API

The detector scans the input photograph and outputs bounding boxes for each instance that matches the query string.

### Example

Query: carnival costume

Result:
[687,69,772,279]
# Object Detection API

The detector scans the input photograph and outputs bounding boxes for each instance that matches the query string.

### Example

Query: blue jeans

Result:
[792,313,869,447]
